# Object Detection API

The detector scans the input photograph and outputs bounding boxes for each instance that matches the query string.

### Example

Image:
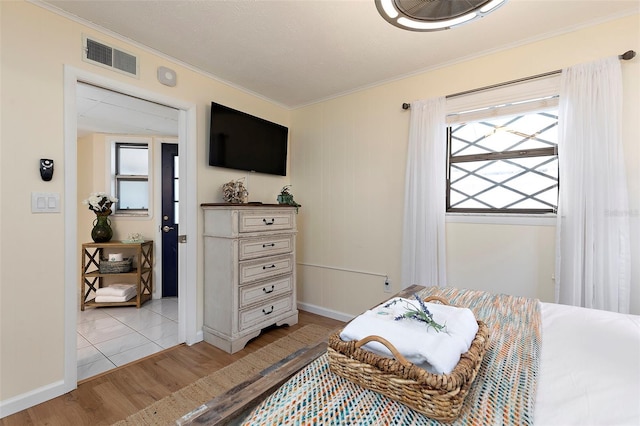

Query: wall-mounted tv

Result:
[209,102,288,176]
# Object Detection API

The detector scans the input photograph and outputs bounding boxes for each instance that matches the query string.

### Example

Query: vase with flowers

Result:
[83,192,118,243]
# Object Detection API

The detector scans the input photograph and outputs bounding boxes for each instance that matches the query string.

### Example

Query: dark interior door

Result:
[161,143,179,297]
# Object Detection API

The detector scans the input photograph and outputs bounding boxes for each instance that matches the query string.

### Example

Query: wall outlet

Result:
[383,277,392,293]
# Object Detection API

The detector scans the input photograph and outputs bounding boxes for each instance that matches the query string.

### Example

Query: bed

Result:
[179,285,640,425]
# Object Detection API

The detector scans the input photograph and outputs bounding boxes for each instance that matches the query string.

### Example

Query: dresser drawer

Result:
[239,235,294,261]
[238,210,294,233]
[239,295,293,331]
[239,275,293,309]
[239,254,293,284]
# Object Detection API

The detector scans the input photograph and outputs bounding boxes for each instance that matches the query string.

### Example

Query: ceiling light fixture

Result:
[375,0,507,32]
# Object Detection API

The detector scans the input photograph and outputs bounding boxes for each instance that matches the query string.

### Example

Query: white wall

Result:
[0,0,290,408]
[446,222,556,302]
[292,14,640,317]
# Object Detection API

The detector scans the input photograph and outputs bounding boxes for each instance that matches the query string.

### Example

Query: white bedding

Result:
[534,302,640,426]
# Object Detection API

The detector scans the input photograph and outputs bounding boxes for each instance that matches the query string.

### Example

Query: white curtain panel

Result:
[401,97,447,289]
[555,56,631,313]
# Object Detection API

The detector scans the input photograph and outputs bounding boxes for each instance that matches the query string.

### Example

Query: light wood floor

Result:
[1,311,344,426]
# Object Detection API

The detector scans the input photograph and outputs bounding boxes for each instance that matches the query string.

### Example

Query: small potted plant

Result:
[277,185,301,212]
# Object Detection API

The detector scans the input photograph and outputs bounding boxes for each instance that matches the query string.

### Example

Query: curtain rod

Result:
[401,50,636,110]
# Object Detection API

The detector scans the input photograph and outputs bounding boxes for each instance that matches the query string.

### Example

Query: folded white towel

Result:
[96,284,136,297]
[339,297,478,375]
[95,294,135,303]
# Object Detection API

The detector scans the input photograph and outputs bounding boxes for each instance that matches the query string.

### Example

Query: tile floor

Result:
[77,297,180,381]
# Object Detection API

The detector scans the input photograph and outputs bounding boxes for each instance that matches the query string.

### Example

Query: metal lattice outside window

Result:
[447,110,558,213]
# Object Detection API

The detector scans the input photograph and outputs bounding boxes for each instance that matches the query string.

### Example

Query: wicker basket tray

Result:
[99,257,133,274]
[327,296,489,422]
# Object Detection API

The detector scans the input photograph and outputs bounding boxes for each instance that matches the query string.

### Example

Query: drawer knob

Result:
[263,243,276,248]
[262,306,274,315]
[262,264,276,270]
[263,285,275,294]
[263,218,275,225]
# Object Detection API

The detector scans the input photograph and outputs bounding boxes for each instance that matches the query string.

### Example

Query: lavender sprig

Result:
[393,293,446,333]
[383,298,400,308]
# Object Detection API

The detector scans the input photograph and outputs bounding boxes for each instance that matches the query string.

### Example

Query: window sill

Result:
[445,212,556,226]
[113,212,150,219]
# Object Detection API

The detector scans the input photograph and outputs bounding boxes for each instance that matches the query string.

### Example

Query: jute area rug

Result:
[112,324,332,426]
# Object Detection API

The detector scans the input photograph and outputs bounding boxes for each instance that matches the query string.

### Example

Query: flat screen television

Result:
[209,102,288,176]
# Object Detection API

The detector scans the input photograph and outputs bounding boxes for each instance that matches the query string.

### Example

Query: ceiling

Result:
[76,82,180,137]
[40,0,638,110]
[40,0,638,137]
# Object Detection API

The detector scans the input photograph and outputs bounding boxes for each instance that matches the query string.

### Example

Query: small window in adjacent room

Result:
[114,142,149,214]
[447,107,558,213]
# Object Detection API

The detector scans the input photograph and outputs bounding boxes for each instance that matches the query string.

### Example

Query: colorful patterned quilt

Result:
[241,287,541,425]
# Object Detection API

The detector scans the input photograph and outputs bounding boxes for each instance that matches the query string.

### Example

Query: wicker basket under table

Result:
[327,296,490,422]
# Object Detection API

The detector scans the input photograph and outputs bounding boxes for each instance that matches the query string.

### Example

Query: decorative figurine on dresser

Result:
[201,203,299,353]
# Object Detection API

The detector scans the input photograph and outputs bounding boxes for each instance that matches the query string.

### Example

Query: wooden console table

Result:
[80,240,153,310]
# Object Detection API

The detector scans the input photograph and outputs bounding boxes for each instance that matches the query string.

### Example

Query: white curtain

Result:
[555,56,631,313]
[401,97,447,289]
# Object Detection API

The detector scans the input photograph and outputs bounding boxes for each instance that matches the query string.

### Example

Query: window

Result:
[173,155,179,224]
[114,142,149,214]
[447,108,558,213]
[444,74,561,217]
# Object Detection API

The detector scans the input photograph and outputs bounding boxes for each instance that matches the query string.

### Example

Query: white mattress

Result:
[534,302,640,425]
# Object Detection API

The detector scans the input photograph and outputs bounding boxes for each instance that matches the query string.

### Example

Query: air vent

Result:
[82,36,139,78]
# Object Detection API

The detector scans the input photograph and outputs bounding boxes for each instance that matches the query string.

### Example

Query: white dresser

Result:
[201,204,299,353]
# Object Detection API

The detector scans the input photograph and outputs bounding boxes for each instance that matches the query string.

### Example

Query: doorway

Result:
[75,84,181,380]
[63,66,199,393]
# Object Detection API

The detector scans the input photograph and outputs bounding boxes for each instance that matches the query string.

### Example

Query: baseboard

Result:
[0,379,67,419]
[297,302,354,323]
[186,330,204,346]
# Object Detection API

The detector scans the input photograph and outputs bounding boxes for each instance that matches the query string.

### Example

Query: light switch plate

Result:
[32,192,60,213]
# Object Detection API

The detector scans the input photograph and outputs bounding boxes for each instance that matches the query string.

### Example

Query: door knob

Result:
[162,225,175,233]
